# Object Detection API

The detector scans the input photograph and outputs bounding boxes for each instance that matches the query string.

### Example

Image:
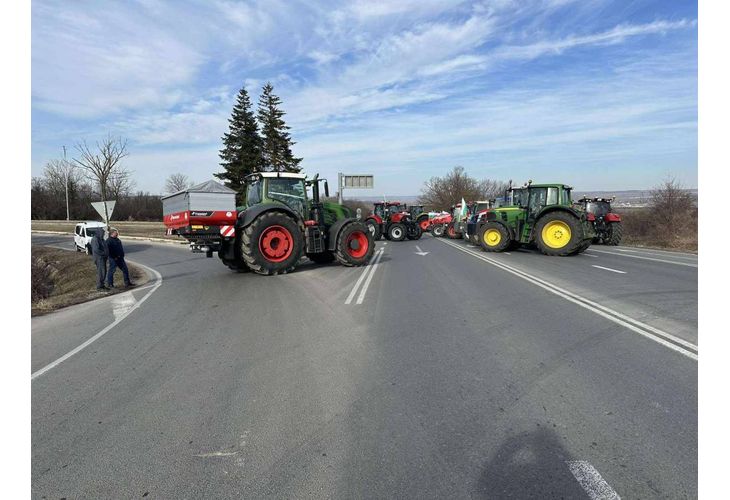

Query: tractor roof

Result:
[526,183,573,189]
[253,172,307,179]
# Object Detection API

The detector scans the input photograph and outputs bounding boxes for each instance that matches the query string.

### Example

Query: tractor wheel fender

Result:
[326,217,359,251]
[238,203,302,230]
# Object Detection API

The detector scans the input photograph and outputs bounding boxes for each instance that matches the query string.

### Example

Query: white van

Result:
[74,221,106,255]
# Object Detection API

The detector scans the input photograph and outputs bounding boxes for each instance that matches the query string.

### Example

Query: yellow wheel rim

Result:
[541,221,572,249]
[483,228,501,246]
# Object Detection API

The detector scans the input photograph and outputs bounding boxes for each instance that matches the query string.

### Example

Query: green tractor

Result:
[164,172,376,275]
[475,182,594,256]
[407,204,431,232]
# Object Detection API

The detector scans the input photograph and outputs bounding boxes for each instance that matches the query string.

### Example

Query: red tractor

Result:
[576,197,623,245]
[364,201,422,241]
[429,209,454,237]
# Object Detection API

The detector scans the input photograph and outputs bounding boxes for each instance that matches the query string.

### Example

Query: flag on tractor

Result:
[460,198,468,219]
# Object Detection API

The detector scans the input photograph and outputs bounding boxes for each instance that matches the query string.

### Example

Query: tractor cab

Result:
[577,196,623,245]
[578,197,613,218]
[244,172,309,216]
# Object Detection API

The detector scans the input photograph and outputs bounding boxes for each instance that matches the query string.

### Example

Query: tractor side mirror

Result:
[324,181,329,198]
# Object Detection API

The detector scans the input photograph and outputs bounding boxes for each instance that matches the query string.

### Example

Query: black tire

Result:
[534,212,583,256]
[407,224,423,240]
[334,221,375,266]
[388,222,407,242]
[478,222,511,252]
[307,251,335,264]
[365,219,382,241]
[85,245,92,256]
[607,222,623,246]
[75,243,82,252]
[573,240,592,254]
[241,211,303,275]
[431,225,444,237]
[446,222,458,239]
[222,258,250,272]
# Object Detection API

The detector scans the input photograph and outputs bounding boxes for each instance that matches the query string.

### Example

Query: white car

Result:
[74,221,106,255]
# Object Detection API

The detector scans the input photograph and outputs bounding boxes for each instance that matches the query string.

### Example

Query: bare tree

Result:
[107,169,136,199]
[73,135,130,224]
[165,173,193,194]
[419,166,509,210]
[43,158,81,220]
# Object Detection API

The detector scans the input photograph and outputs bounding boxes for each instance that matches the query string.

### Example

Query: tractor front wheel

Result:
[446,223,458,239]
[388,223,407,242]
[365,219,382,241]
[407,224,423,240]
[431,225,444,237]
[607,221,623,246]
[241,211,303,275]
[535,212,582,256]
[478,222,511,252]
[335,222,375,266]
[417,215,430,232]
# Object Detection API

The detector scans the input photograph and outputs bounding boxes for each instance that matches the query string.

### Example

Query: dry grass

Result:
[31,246,149,316]
[619,208,698,252]
[31,220,176,240]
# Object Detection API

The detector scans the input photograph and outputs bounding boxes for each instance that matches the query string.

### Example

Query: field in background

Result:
[31,246,149,316]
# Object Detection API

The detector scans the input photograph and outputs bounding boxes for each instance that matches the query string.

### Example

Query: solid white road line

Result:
[614,247,697,258]
[31,263,163,381]
[567,461,621,500]
[356,249,385,304]
[345,248,383,305]
[438,238,698,360]
[591,265,626,274]
[581,253,598,258]
[586,248,697,268]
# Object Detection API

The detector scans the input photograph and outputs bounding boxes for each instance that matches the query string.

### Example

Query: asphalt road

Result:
[31,233,697,499]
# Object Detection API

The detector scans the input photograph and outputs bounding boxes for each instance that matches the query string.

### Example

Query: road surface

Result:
[31,233,697,498]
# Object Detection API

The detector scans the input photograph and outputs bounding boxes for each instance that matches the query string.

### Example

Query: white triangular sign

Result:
[91,200,116,222]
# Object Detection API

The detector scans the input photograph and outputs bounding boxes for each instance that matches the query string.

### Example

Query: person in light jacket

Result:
[106,228,135,288]
[90,227,108,290]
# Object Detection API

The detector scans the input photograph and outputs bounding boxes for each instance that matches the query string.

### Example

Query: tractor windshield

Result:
[585,201,610,216]
[267,178,307,214]
[246,180,263,206]
[374,204,385,218]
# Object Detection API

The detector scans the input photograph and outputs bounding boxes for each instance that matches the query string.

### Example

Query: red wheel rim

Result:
[258,225,294,262]
[419,220,430,230]
[346,231,369,258]
[448,226,456,237]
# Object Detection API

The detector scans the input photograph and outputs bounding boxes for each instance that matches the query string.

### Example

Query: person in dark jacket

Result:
[90,227,109,290]
[106,228,135,288]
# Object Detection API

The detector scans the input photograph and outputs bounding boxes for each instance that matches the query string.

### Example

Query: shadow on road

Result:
[475,427,586,499]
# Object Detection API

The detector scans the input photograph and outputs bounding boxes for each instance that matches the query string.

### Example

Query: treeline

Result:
[31,170,162,221]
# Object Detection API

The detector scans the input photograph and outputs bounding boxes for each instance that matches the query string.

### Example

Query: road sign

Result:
[338,173,374,204]
[91,200,116,222]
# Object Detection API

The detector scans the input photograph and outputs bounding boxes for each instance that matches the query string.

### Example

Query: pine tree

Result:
[215,87,263,197]
[257,82,302,172]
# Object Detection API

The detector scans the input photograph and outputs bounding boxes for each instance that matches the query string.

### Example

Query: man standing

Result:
[91,227,109,290]
[106,228,135,288]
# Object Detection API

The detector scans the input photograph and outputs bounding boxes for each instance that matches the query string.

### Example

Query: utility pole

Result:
[62,145,70,221]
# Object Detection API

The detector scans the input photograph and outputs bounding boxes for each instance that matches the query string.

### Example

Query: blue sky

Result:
[31,0,697,196]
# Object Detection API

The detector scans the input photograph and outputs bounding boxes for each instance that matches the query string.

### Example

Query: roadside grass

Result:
[31,246,149,316]
[31,220,176,240]
[619,208,698,253]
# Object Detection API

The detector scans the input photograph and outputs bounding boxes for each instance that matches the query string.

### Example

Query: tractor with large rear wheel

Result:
[162,172,375,275]
[475,182,594,256]
[576,197,623,245]
[408,204,431,232]
[364,202,422,242]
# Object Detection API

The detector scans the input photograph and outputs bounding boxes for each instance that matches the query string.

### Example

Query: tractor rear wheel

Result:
[407,224,423,240]
[388,223,407,242]
[365,219,382,241]
[222,258,250,272]
[307,251,335,264]
[607,222,623,246]
[431,225,444,237]
[446,223,458,239]
[241,211,303,275]
[478,222,511,252]
[335,222,375,266]
[535,212,582,256]
[417,215,430,232]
